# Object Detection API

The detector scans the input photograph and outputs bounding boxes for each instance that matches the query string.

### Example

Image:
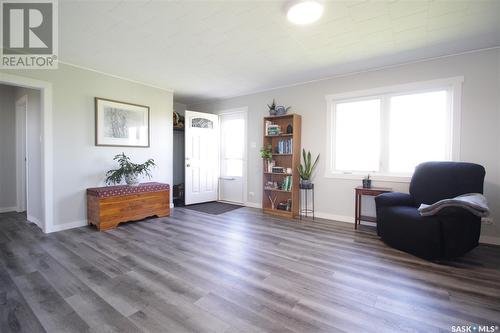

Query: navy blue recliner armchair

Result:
[375,161,485,260]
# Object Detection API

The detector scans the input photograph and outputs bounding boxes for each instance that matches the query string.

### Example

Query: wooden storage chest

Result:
[87,182,170,231]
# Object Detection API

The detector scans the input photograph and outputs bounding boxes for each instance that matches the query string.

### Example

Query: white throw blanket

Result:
[418,193,490,217]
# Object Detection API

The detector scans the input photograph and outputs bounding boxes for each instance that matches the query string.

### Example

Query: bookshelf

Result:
[262,113,301,218]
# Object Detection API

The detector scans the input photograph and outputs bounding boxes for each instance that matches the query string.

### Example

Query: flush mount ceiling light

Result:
[286,0,324,25]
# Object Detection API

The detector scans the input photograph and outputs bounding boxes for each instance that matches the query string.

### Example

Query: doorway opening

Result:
[0,83,43,229]
[172,106,247,208]
[0,73,54,233]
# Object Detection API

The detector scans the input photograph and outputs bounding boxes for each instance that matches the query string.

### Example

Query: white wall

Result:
[1,63,173,230]
[189,48,500,242]
[0,84,16,211]
[14,87,43,222]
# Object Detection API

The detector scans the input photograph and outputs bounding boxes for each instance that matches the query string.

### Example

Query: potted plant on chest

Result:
[105,153,156,186]
[298,149,320,189]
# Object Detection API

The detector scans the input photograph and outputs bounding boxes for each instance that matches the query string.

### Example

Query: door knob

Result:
[186,164,191,167]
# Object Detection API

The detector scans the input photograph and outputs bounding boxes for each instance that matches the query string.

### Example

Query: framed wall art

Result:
[95,97,150,147]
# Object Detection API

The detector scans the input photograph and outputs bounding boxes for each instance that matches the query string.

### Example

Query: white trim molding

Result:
[325,76,463,181]
[47,220,88,233]
[314,212,354,224]
[0,73,54,234]
[245,202,262,209]
[479,236,500,246]
[27,214,43,230]
[0,206,17,213]
[60,61,174,93]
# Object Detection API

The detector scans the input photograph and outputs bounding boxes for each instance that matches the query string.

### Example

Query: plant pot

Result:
[125,173,140,186]
[300,179,313,189]
[362,179,371,188]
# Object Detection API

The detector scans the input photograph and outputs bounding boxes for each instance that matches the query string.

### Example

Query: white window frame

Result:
[325,77,463,182]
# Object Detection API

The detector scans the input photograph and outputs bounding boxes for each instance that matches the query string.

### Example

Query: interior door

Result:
[185,111,219,205]
[219,111,246,204]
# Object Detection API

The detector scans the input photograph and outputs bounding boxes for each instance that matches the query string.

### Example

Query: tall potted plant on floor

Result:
[298,149,319,189]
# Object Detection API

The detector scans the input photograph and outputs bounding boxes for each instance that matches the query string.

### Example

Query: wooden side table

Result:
[354,186,392,229]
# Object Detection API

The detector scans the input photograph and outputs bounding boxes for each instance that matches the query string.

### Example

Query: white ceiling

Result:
[59,0,500,104]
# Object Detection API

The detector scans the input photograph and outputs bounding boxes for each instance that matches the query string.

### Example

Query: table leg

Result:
[312,188,315,221]
[299,189,302,221]
[355,192,359,230]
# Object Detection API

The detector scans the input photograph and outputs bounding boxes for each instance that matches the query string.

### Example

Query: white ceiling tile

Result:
[57,0,500,103]
[389,0,429,19]
[349,1,388,22]
[391,10,427,33]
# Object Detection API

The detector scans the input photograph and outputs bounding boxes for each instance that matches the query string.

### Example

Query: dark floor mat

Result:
[183,201,243,215]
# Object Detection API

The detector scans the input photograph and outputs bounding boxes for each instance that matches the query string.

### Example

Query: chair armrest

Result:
[375,192,415,208]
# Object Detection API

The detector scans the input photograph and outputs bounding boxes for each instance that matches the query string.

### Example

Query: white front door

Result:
[219,110,246,204]
[185,111,219,205]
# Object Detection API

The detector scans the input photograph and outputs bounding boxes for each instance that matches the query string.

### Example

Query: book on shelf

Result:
[282,175,292,192]
[265,120,281,136]
[277,138,293,154]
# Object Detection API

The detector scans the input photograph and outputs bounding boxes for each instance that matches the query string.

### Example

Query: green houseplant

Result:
[105,153,156,186]
[298,149,320,189]
[260,144,273,161]
[260,144,274,173]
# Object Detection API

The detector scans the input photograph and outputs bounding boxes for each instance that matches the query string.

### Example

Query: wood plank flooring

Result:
[0,208,499,333]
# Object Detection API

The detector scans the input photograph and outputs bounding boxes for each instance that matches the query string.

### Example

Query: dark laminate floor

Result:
[1,208,499,333]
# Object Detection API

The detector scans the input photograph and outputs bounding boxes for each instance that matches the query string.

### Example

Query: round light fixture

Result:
[287,0,324,25]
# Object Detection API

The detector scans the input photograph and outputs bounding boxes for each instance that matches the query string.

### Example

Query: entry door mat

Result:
[184,201,243,215]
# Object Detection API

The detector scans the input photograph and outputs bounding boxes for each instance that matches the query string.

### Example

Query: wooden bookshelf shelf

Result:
[263,208,294,218]
[265,133,293,137]
[264,188,292,193]
[264,172,292,175]
[262,113,301,218]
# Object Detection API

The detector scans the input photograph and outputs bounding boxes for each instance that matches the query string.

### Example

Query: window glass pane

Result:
[389,90,449,173]
[334,99,381,172]
[225,159,242,177]
[192,117,213,128]
[223,119,244,159]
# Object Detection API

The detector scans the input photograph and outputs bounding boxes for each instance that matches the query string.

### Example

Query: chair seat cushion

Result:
[378,206,442,259]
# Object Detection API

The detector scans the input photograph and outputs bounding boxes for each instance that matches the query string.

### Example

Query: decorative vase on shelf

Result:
[125,173,140,186]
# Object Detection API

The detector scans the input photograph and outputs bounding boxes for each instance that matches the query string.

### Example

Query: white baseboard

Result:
[245,202,262,209]
[314,212,354,223]
[27,214,44,230]
[313,212,377,227]
[47,220,87,233]
[479,235,500,246]
[0,206,17,213]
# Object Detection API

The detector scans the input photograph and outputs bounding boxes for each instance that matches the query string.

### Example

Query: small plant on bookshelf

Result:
[298,149,319,189]
[260,144,273,161]
[260,144,274,172]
